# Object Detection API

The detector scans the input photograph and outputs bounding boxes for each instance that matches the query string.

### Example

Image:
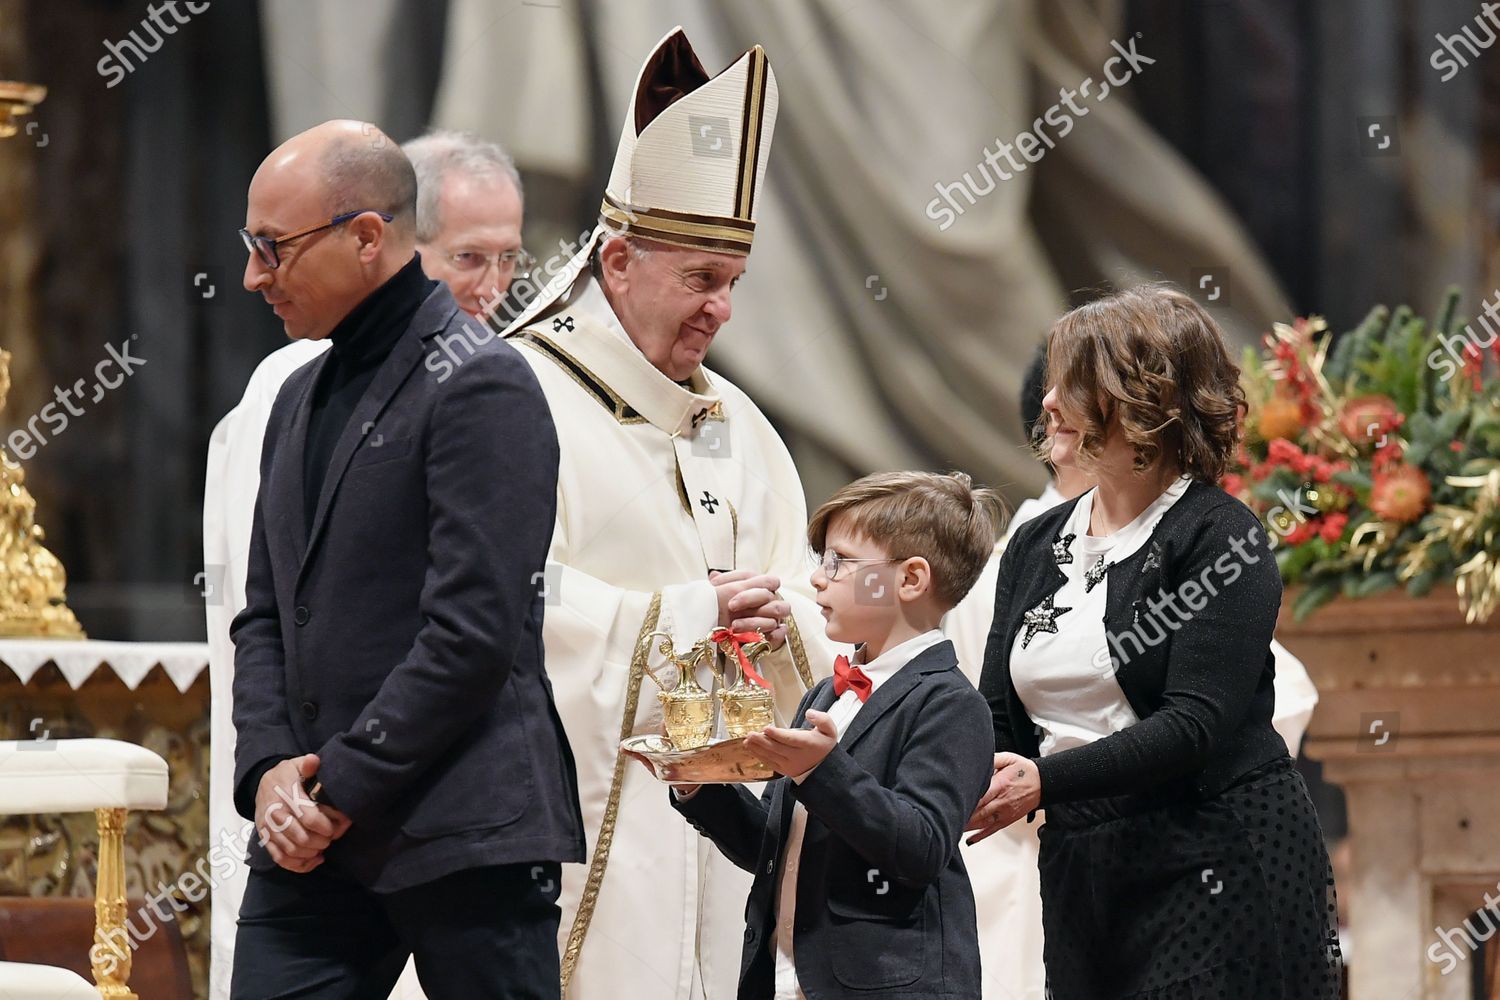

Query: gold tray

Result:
[621,734,774,784]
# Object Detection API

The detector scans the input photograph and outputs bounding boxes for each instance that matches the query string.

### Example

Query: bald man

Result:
[227,120,583,999]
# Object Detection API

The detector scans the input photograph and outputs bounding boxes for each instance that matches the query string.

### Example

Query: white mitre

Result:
[504,25,779,334]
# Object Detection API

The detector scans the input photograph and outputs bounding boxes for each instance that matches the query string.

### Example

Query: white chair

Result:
[0,738,170,1000]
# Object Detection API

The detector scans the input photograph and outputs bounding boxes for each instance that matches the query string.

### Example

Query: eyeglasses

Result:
[239,209,394,270]
[819,551,901,582]
[439,248,537,279]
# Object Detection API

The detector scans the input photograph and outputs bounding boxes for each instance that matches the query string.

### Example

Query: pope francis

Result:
[499,27,841,1000]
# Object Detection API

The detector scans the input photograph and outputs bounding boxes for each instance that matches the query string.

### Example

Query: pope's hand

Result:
[710,569,787,636]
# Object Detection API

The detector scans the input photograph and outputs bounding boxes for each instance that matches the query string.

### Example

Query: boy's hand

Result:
[745,709,838,779]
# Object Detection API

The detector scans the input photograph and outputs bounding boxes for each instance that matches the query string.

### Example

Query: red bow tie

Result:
[833,655,872,702]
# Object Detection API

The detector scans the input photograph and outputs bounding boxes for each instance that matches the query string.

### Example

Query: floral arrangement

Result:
[1225,289,1500,623]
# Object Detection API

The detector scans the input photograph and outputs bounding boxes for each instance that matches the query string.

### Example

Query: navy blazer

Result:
[673,640,992,1000]
[230,283,585,892]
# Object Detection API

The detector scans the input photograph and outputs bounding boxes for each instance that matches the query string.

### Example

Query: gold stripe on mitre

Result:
[734,46,770,221]
[599,195,756,256]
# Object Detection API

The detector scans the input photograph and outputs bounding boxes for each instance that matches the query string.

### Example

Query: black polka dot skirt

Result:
[1035,757,1342,999]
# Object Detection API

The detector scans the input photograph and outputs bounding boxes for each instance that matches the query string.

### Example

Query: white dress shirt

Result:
[770,629,947,1000]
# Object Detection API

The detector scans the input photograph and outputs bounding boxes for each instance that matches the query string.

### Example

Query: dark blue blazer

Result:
[230,283,585,892]
[673,639,992,999]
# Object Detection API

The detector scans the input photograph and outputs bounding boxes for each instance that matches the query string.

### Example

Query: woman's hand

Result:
[964,751,1042,845]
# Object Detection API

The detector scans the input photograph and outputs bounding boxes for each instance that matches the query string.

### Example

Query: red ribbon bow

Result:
[709,628,771,689]
[833,654,872,702]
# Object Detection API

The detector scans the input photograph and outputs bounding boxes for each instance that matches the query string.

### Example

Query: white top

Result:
[1011,477,1191,756]
[772,629,946,1000]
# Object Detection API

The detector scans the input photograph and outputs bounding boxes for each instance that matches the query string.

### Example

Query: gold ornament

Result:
[0,348,85,637]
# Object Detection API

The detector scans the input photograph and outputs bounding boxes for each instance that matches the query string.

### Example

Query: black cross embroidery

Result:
[552,316,575,332]
[698,491,720,514]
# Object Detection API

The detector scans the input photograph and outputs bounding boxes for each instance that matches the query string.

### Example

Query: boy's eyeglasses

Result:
[240,209,395,270]
[819,551,901,582]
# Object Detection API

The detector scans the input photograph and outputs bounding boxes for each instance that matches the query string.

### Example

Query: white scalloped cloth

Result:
[0,639,210,693]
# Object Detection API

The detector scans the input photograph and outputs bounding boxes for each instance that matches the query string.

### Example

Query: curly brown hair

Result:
[1039,285,1245,483]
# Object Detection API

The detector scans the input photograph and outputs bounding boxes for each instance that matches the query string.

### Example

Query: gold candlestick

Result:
[0,347,85,637]
[0,72,82,637]
[0,80,45,139]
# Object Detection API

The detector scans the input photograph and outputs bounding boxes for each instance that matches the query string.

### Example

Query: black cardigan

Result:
[977,480,1290,806]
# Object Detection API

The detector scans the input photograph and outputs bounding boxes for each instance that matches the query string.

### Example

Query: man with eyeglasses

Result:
[403,129,536,321]
[203,124,541,1000]
[207,119,583,1000]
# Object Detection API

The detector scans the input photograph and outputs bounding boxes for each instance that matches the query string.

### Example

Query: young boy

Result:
[652,471,1002,999]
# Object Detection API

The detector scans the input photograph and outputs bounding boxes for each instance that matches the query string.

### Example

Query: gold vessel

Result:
[716,635,776,739]
[641,631,715,750]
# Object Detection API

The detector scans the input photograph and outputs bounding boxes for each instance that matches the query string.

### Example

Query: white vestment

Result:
[204,338,427,1000]
[943,483,1319,1000]
[509,277,840,1000]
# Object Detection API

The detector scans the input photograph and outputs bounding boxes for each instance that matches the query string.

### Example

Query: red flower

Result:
[1283,520,1318,546]
[1222,473,1246,499]
[1450,440,1465,453]
[1372,440,1406,469]
[1463,344,1484,393]
[1319,512,1349,543]
[1339,394,1402,448]
[1370,464,1432,524]
[1266,437,1306,468]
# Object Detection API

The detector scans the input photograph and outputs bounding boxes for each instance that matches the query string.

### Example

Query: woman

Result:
[969,286,1341,999]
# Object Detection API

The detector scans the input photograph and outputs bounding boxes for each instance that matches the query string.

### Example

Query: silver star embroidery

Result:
[1020,593,1072,649]
[1052,532,1076,566]
[1084,555,1112,593]
[1141,541,1163,573]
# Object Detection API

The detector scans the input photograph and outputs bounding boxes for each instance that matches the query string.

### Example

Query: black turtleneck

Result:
[303,255,435,529]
